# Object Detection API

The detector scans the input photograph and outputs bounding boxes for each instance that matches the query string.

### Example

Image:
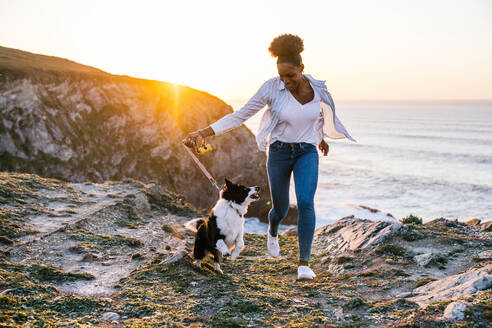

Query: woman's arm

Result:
[209,78,272,135]
[183,79,273,147]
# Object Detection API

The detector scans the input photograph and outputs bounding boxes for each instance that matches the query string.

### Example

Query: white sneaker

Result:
[267,232,280,257]
[297,265,316,280]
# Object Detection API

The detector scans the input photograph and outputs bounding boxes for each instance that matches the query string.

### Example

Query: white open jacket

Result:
[210,74,357,151]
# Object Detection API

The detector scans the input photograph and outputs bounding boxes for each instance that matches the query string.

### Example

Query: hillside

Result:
[0,45,271,220]
[0,46,109,78]
[0,172,490,327]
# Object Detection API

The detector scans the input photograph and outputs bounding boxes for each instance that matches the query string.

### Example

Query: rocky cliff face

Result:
[1,172,490,327]
[0,46,271,220]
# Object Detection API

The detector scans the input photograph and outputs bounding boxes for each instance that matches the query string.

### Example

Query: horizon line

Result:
[225,98,492,104]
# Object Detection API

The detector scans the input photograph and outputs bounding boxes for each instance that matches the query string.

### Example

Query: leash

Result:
[182,144,221,191]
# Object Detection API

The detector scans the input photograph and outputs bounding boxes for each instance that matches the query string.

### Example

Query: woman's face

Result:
[277,62,304,92]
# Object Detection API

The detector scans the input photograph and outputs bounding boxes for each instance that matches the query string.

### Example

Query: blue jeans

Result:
[267,140,319,263]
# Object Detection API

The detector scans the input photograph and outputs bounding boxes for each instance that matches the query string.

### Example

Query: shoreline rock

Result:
[0,171,490,327]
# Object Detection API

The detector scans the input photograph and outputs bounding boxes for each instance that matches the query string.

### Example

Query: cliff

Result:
[0,45,271,220]
[0,172,490,327]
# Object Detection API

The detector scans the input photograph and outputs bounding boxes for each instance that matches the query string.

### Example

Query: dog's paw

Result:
[214,263,224,274]
[216,240,230,257]
[230,252,240,261]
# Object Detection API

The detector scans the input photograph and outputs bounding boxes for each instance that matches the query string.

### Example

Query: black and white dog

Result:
[191,179,260,274]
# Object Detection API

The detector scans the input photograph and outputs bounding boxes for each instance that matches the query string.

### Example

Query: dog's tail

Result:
[184,218,205,232]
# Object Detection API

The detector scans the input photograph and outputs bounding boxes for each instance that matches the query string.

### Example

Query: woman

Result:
[183,34,356,280]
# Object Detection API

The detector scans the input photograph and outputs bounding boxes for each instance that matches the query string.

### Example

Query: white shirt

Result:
[269,84,321,146]
[209,74,357,151]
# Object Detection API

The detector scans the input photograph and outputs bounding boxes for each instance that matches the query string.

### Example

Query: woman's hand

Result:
[183,127,215,150]
[182,131,204,150]
[318,140,329,156]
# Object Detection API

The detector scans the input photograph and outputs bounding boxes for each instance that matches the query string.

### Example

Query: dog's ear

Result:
[224,178,232,187]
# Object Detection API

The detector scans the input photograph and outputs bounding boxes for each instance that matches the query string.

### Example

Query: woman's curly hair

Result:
[268,34,304,66]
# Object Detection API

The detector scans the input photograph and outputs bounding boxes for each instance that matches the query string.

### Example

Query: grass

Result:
[1,228,489,327]
[425,255,448,270]
[0,171,489,327]
[161,223,184,239]
[401,224,426,242]
[114,198,145,229]
[145,187,198,217]
[401,214,423,225]
[335,256,354,265]
[374,244,407,257]
[415,277,437,288]
[69,229,143,249]
[0,262,95,283]
[0,45,109,77]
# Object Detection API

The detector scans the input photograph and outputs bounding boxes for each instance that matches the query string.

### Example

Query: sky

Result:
[1,0,491,103]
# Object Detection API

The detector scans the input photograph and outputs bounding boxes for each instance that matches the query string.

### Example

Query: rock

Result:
[280,226,297,236]
[134,192,151,213]
[414,253,433,266]
[465,218,481,226]
[312,217,402,254]
[333,307,344,321]
[475,250,492,261]
[281,204,299,225]
[480,221,492,232]
[68,245,87,254]
[442,301,469,321]
[409,264,492,305]
[100,312,120,321]
[426,218,463,230]
[162,250,186,264]
[0,45,271,221]
[0,236,14,245]
[80,253,99,262]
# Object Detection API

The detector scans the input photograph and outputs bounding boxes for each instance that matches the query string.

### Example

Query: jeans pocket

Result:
[269,141,283,152]
[301,143,316,153]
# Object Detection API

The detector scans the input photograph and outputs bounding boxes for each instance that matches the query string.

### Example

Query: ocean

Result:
[226,100,492,232]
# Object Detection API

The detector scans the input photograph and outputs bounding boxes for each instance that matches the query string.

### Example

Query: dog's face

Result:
[220,178,260,207]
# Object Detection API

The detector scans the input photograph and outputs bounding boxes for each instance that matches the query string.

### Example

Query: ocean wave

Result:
[331,142,492,165]
[372,133,492,146]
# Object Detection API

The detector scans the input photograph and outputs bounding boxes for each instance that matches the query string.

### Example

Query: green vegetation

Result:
[161,223,184,239]
[70,229,143,249]
[415,277,437,288]
[374,244,407,257]
[0,171,489,327]
[335,256,354,265]
[425,255,448,270]
[145,187,199,217]
[114,197,145,229]
[0,262,94,283]
[401,224,426,241]
[401,214,423,225]
[0,45,109,77]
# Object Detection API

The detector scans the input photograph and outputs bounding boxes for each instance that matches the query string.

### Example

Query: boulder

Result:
[409,264,492,305]
[282,204,298,225]
[465,218,481,226]
[475,250,492,261]
[312,216,402,254]
[414,253,433,267]
[100,312,120,321]
[442,301,469,321]
[480,221,492,232]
